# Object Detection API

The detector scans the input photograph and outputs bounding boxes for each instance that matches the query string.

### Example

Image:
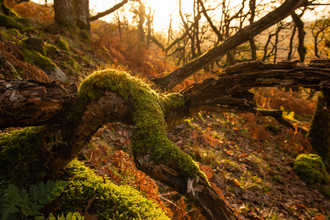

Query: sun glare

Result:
[150,0,192,31]
[31,0,315,31]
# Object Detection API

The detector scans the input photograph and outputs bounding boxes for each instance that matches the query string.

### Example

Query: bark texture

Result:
[308,94,330,166]
[74,0,90,30]
[0,79,75,129]
[291,12,306,62]
[54,0,76,28]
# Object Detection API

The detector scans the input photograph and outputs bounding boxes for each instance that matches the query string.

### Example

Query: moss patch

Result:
[20,44,56,71]
[0,127,44,187]
[56,38,70,52]
[293,154,330,184]
[21,27,38,36]
[78,69,204,180]
[0,29,22,43]
[45,43,58,57]
[2,3,20,18]
[0,14,23,30]
[59,159,169,219]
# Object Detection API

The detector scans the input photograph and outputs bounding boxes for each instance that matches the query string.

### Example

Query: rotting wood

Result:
[0,79,76,129]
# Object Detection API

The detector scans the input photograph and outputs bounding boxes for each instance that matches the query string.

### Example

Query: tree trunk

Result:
[249,0,257,60]
[308,94,330,167]
[74,0,90,30]
[0,0,4,14]
[54,0,76,28]
[287,26,297,60]
[291,12,306,62]
[137,1,146,43]
[151,0,308,91]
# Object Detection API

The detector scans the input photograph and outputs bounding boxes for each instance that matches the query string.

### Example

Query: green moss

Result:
[66,58,80,71]
[6,28,21,37]
[45,43,58,56]
[57,38,70,52]
[21,27,38,36]
[0,30,17,43]
[20,45,56,70]
[3,4,20,18]
[78,69,205,180]
[0,127,44,187]
[59,159,169,219]
[0,14,23,30]
[293,154,330,184]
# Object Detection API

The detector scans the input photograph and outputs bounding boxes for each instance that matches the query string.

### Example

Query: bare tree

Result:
[152,0,308,91]
[291,11,306,62]
[249,0,257,60]
[311,16,330,58]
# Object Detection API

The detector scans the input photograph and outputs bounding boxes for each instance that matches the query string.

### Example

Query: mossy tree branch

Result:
[2,59,330,219]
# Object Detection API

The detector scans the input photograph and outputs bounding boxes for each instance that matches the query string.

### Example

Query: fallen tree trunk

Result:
[1,59,330,220]
[0,79,76,129]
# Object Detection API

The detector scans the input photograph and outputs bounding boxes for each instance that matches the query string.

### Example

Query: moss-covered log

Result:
[2,59,330,219]
[0,70,238,219]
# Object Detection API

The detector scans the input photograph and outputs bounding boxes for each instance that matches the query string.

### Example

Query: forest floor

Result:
[1,1,330,219]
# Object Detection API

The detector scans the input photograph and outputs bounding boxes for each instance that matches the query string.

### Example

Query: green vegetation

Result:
[56,38,70,52]
[0,29,22,43]
[20,44,56,71]
[0,180,68,220]
[21,27,38,36]
[78,69,205,181]
[293,154,330,184]
[58,159,169,219]
[0,14,22,30]
[0,126,45,187]
[45,43,58,56]
[2,3,20,18]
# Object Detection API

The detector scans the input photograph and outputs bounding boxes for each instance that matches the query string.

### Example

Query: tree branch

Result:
[151,0,309,91]
[90,0,128,22]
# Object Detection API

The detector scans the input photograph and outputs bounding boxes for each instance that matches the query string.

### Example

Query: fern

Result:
[0,180,68,220]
